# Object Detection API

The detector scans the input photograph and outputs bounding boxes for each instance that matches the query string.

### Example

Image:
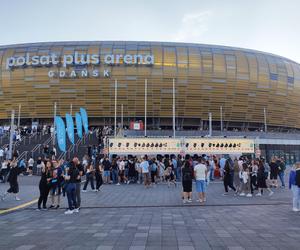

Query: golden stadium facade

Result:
[0,41,299,130]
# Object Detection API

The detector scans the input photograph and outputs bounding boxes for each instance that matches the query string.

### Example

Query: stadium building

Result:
[1,41,300,163]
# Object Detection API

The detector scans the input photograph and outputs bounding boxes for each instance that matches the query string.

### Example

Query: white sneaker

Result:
[183,199,187,204]
[203,198,206,202]
[188,199,192,203]
[116,183,120,186]
[127,180,130,185]
[239,193,245,196]
[92,189,96,192]
[255,193,262,197]
[64,209,74,215]
[15,197,21,201]
[82,190,87,192]
[73,208,79,213]
[292,208,299,212]
[269,191,274,196]
[246,193,252,197]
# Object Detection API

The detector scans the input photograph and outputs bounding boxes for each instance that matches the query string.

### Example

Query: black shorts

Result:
[182,181,192,192]
[270,172,278,180]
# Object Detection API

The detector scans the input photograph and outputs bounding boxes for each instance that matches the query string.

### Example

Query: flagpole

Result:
[264,107,267,133]
[209,112,212,137]
[114,79,117,137]
[53,102,57,146]
[144,79,147,137]
[220,106,223,133]
[173,78,176,138]
[8,110,15,160]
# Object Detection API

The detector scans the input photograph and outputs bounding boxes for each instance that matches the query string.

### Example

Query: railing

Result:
[16,150,28,161]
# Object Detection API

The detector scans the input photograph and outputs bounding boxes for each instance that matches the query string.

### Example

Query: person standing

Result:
[102,156,111,184]
[0,160,9,183]
[233,158,241,194]
[64,162,79,214]
[194,157,208,203]
[256,160,274,197]
[269,157,279,188]
[182,161,193,203]
[73,157,84,209]
[289,162,300,212]
[111,158,118,184]
[278,157,286,188]
[140,156,150,188]
[1,160,21,201]
[37,161,52,210]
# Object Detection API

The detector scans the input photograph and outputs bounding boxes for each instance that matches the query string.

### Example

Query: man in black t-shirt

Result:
[73,157,84,208]
[64,162,79,214]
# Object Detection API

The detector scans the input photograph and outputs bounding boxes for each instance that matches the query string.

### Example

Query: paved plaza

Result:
[0,176,299,250]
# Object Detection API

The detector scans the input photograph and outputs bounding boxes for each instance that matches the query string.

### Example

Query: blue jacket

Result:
[289,170,296,189]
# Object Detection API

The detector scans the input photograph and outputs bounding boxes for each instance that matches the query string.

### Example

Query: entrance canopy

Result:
[108,137,255,155]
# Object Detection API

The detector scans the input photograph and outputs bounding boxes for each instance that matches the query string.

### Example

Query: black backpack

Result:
[296,169,300,188]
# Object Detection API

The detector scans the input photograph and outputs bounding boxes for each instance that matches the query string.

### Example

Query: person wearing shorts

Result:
[194,157,208,203]
[269,158,279,187]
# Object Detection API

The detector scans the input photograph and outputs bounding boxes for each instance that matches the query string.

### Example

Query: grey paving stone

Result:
[96,246,114,250]
[15,245,35,250]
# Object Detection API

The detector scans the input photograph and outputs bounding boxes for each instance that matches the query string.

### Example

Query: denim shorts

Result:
[196,180,206,193]
[103,170,110,177]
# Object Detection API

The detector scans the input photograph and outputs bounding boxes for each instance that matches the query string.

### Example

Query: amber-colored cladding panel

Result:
[0,41,300,128]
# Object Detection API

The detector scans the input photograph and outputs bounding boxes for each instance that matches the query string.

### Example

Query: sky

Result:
[1,0,300,62]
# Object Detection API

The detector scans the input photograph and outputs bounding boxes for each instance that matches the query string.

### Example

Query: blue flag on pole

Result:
[80,108,89,134]
[55,116,66,152]
[65,113,75,144]
[75,112,83,139]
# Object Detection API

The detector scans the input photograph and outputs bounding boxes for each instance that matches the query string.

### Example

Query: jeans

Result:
[209,167,214,181]
[66,183,77,210]
[75,182,81,207]
[176,167,181,181]
[291,185,300,209]
[279,172,285,187]
[83,173,95,190]
[112,169,118,184]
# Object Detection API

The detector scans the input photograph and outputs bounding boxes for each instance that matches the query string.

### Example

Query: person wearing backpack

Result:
[150,158,158,185]
[289,162,300,212]
[182,161,193,203]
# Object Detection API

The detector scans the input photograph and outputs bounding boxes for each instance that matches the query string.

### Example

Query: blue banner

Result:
[65,113,75,144]
[55,116,66,152]
[75,112,83,138]
[80,108,89,134]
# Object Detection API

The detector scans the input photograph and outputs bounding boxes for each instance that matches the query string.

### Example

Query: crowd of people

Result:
[1,147,300,213]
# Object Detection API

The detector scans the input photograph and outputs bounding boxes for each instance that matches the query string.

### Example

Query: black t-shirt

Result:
[102,160,111,171]
[68,166,79,183]
[75,164,84,183]
[270,162,279,174]
[182,167,192,182]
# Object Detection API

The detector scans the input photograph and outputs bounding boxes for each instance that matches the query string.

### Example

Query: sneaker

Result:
[82,190,87,192]
[199,199,203,203]
[188,199,193,203]
[239,193,245,196]
[55,205,60,209]
[64,209,74,215]
[127,180,130,185]
[269,191,274,196]
[42,207,48,211]
[73,208,79,213]
[36,208,41,211]
[203,198,206,202]
[255,193,262,197]
[183,199,187,204]
[15,197,21,201]
[222,193,229,196]
[116,183,120,186]
[292,208,299,212]
[49,205,55,209]
[246,193,252,197]
[92,189,96,192]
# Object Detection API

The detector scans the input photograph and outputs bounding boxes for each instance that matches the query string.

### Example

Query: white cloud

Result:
[173,11,212,43]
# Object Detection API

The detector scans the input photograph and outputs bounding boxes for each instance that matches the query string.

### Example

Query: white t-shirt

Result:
[118,160,125,171]
[0,149,4,157]
[194,163,207,180]
[140,160,149,173]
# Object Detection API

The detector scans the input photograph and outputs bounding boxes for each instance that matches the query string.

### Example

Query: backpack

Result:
[296,169,300,188]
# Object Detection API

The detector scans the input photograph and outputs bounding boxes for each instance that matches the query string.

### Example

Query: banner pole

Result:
[145,79,147,137]
[173,78,176,138]
[114,79,117,138]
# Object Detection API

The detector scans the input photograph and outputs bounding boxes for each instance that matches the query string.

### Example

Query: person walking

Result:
[256,160,274,197]
[1,160,21,201]
[82,163,95,192]
[223,159,236,195]
[194,157,208,203]
[182,161,193,203]
[37,161,53,210]
[269,157,279,188]
[95,164,103,191]
[289,162,300,212]
[233,158,241,194]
